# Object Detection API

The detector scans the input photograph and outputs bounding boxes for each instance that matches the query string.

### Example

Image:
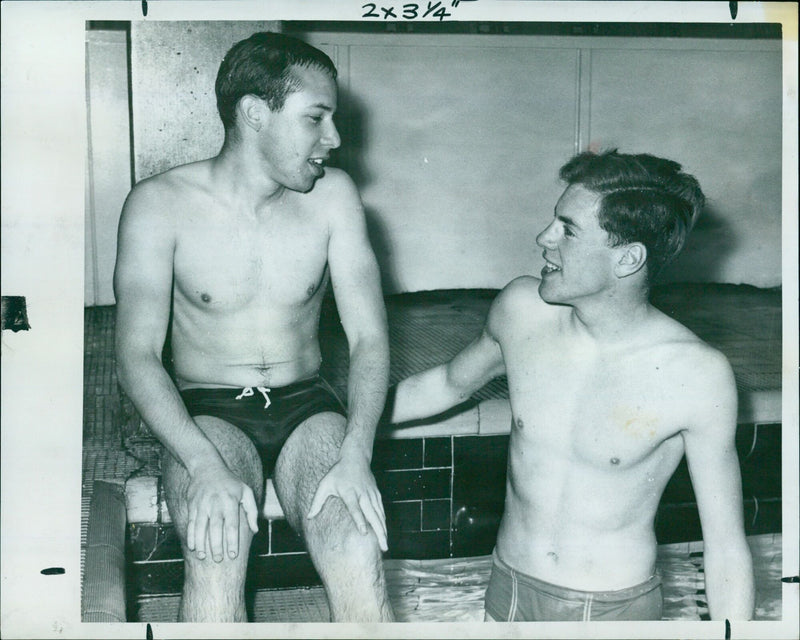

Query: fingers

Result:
[208,511,225,562]
[241,487,259,534]
[341,491,369,536]
[360,492,388,551]
[193,514,209,560]
[186,482,259,562]
[306,481,329,520]
[306,470,389,552]
[223,500,240,560]
[186,507,197,552]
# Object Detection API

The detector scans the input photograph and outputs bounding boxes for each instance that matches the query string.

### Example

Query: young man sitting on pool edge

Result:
[388,150,755,621]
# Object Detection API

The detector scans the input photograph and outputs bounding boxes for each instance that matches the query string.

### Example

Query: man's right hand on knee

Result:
[185,461,259,562]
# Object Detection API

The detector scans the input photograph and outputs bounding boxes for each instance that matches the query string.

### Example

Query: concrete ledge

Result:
[379,404,480,440]
[125,476,285,523]
[738,389,782,424]
[478,399,513,435]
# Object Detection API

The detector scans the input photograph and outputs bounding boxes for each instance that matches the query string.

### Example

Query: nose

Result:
[322,120,341,150]
[536,220,558,249]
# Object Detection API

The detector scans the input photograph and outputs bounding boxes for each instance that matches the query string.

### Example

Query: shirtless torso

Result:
[491,277,728,591]
[156,160,334,391]
[392,179,754,619]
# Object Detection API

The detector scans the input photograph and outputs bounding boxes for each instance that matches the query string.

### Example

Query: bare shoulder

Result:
[679,337,737,395]
[307,168,362,219]
[121,161,209,225]
[493,275,558,317]
[652,318,738,430]
[313,166,357,193]
[487,275,557,337]
[653,314,734,383]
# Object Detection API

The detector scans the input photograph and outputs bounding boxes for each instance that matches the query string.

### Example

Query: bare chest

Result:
[505,345,686,469]
[173,213,329,310]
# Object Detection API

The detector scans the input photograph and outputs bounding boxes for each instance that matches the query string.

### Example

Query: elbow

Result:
[351,331,389,361]
[443,362,478,402]
[114,346,135,395]
[114,340,157,395]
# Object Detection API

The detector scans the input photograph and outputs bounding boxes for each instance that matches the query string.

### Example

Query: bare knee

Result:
[274,414,383,553]
[304,492,381,555]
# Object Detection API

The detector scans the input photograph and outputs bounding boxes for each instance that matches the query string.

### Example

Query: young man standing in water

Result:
[390,150,754,621]
[114,32,393,622]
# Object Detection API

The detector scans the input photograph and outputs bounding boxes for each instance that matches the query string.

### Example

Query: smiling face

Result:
[536,184,623,306]
[257,64,341,193]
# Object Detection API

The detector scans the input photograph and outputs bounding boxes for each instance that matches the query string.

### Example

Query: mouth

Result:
[308,157,327,175]
[541,255,561,275]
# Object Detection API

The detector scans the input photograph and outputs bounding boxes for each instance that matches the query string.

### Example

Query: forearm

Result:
[339,336,389,462]
[116,350,224,474]
[703,543,755,620]
[391,366,469,424]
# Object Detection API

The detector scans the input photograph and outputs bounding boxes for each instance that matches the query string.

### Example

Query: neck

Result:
[212,138,286,210]
[568,286,651,344]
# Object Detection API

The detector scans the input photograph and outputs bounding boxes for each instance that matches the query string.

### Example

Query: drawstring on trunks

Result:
[235,386,271,409]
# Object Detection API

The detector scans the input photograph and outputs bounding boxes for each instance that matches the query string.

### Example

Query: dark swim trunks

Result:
[484,549,663,621]
[180,376,346,477]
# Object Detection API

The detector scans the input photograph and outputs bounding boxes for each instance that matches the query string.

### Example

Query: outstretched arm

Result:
[390,325,506,424]
[114,183,258,562]
[306,172,390,550]
[682,350,754,620]
[389,279,512,425]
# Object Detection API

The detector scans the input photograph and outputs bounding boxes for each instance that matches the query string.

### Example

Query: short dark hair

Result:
[215,32,337,131]
[559,149,705,280]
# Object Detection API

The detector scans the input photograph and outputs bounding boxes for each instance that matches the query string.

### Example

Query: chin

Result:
[288,176,317,194]
[538,281,572,306]
[537,279,557,302]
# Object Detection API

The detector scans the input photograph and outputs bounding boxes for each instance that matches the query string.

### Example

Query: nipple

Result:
[610,457,620,465]
[201,293,211,303]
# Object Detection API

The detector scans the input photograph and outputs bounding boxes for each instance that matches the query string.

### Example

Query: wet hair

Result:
[559,149,705,281]
[215,32,337,131]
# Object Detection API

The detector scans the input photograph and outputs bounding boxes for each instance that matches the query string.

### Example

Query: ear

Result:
[614,242,647,278]
[237,94,267,133]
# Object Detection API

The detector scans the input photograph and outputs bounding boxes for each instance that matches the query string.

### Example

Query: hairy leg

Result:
[273,412,394,622]
[162,416,264,622]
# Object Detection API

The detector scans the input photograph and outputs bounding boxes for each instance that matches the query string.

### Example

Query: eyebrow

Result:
[307,102,334,112]
[556,214,581,230]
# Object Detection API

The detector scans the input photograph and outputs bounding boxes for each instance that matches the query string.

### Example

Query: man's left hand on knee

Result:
[307,453,388,551]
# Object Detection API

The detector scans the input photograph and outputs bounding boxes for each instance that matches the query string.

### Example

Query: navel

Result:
[547,551,559,563]
[610,457,620,466]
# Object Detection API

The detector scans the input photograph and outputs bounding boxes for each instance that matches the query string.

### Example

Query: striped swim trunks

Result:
[484,549,663,621]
